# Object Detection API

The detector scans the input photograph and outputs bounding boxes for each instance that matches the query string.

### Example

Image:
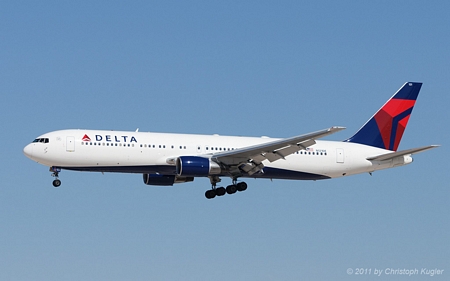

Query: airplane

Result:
[23,82,438,199]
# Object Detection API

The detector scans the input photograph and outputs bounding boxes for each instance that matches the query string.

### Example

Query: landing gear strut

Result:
[50,166,61,187]
[205,177,247,199]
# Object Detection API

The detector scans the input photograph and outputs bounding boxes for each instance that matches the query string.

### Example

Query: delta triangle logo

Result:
[82,134,91,142]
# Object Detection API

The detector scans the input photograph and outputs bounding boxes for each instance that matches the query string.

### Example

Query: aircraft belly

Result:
[250,167,330,180]
[261,158,329,180]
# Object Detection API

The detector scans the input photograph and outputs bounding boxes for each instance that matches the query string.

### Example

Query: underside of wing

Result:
[211,126,345,176]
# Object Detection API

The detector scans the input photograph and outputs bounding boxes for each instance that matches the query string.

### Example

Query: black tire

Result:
[216,187,226,196]
[53,179,61,187]
[226,185,237,194]
[237,182,247,192]
[205,190,216,199]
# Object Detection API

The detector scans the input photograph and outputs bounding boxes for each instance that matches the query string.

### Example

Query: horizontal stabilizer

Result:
[367,145,439,161]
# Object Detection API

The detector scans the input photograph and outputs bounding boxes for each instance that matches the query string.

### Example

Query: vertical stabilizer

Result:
[345,82,422,151]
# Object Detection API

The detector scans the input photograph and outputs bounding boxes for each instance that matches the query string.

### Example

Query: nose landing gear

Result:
[50,166,61,187]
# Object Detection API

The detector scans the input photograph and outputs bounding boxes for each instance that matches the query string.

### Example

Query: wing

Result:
[367,145,439,161]
[211,126,345,176]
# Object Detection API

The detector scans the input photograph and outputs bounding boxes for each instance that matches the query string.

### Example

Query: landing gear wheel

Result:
[53,179,61,187]
[216,187,226,196]
[237,182,247,192]
[205,190,216,199]
[50,167,62,187]
[226,185,237,194]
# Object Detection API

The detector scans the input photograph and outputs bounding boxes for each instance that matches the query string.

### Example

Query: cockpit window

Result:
[33,138,49,143]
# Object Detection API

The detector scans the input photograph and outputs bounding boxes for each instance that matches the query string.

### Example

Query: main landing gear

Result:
[205,177,248,199]
[50,166,61,187]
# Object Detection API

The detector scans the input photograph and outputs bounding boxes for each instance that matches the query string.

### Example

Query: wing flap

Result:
[367,145,439,161]
[251,154,267,163]
[264,152,284,162]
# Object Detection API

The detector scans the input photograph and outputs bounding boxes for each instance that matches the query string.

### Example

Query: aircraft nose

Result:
[23,144,33,159]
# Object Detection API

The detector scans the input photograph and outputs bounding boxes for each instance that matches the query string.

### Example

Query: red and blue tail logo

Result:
[345,82,422,151]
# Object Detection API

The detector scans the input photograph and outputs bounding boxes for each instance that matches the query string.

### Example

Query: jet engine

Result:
[176,156,221,177]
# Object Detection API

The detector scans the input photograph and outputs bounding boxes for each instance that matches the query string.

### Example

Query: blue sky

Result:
[1,1,449,280]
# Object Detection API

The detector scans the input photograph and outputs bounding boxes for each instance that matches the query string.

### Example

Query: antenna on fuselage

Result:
[135,128,139,132]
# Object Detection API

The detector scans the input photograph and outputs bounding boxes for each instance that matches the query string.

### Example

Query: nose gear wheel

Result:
[50,166,62,187]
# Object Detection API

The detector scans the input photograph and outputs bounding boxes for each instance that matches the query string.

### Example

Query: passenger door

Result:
[66,136,75,152]
[336,148,344,163]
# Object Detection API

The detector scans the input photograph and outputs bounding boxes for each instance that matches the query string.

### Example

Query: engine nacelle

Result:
[176,156,221,177]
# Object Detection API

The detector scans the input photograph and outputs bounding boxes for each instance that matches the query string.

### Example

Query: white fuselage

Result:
[23,129,411,181]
